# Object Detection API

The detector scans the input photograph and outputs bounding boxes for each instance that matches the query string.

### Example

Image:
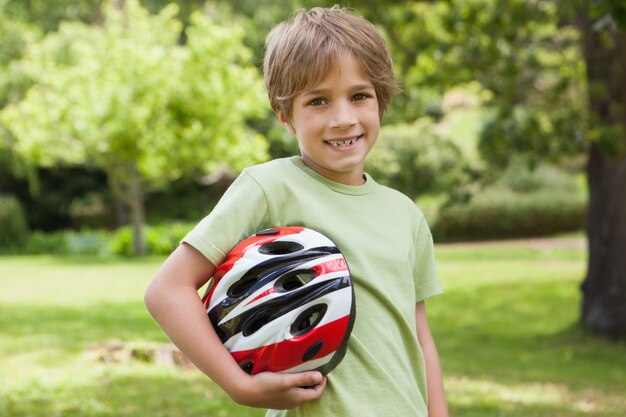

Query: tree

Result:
[576,0,626,338]
[363,0,587,156]
[358,0,626,337]
[0,0,268,255]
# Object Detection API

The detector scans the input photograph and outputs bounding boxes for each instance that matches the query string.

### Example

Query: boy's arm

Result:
[415,301,449,417]
[144,243,326,410]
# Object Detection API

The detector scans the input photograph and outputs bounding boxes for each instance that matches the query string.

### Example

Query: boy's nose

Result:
[330,101,357,128]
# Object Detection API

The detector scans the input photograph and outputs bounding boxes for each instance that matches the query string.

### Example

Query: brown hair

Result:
[263,6,400,121]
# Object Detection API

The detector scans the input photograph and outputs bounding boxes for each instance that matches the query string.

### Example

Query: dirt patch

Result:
[438,236,587,251]
[88,340,197,370]
[524,237,586,251]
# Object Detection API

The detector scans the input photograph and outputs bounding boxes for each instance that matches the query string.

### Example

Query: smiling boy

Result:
[277,53,379,186]
[145,6,448,417]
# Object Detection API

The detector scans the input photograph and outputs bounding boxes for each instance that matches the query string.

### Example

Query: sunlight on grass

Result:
[0,255,162,306]
[446,376,626,416]
[1,346,263,417]
[1,243,625,417]
[431,240,626,416]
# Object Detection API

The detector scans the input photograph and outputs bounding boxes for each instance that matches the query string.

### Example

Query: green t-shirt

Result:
[183,156,442,417]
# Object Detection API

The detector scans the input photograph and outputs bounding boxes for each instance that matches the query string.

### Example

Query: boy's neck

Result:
[299,156,367,186]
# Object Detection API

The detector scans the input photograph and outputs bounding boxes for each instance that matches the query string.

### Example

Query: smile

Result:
[325,135,361,147]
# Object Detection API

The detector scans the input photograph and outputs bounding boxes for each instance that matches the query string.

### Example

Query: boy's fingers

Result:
[246,371,327,408]
[293,374,326,401]
[287,371,324,388]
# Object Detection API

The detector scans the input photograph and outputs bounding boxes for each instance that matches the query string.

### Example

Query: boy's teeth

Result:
[328,138,356,147]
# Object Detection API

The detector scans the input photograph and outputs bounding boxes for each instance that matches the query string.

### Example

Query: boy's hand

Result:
[231,371,327,410]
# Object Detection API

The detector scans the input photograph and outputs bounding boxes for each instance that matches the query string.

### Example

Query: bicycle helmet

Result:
[202,226,355,375]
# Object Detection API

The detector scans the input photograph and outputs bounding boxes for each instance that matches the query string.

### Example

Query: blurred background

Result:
[0,1,625,416]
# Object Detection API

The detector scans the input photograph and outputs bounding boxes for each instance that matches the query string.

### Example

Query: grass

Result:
[433,239,626,416]
[0,256,262,417]
[1,239,625,416]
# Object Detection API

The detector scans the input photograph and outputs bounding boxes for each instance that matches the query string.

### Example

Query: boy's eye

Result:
[352,93,369,101]
[308,98,326,106]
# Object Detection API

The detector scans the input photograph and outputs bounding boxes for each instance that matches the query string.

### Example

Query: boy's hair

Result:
[263,6,400,121]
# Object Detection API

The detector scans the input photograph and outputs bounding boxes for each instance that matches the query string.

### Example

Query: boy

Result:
[145,6,448,417]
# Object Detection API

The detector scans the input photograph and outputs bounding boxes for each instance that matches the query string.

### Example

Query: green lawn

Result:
[434,239,626,416]
[0,240,624,416]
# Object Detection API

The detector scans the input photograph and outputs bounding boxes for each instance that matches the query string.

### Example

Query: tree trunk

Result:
[108,163,147,257]
[128,166,146,257]
[114,197,128,228]
[579,7,626,338]
[583,148,626,337]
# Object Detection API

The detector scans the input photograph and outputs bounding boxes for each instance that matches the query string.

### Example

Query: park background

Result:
[0,0,625,416]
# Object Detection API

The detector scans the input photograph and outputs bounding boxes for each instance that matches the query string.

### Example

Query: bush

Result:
[22,230,68,255]
[0,194,29,249]
[65,230,111,256]
[431,160,586,242]
[490,159,580,194]
[21,229,110,256]
[366,119,468,198]
[14,222,194,256]
[432,189,585,241]
[109,222,194,256]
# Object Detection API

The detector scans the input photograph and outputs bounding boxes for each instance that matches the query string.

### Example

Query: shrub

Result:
[21,229,110,256]
[0,195,29,249]
[64,230,111,256]
[431,160,587,242]
[12,222,194,256]
[491,159,580,194]
[366,119,467,198]
[432,189,585,241]
[22,230,68,254]
[109,222,194,256]
[108,226,134,256]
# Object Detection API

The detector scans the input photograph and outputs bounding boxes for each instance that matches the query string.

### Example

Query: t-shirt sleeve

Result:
[413,214,443,302]
[182,170,269,266]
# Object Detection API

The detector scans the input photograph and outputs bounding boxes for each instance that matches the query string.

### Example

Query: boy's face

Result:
[279,54,380,186]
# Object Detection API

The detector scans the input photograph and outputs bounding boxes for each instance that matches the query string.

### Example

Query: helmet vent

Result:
[259,241,304,255]
[227,275,258,298]
[275,271,315,292]
[255,229,280,236]
[242,311,272,336]
[239,361,254,374]
[291,304,327,337]
[302,340,324,362]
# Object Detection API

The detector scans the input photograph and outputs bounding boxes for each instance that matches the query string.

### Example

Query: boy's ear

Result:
[277,110,296,135]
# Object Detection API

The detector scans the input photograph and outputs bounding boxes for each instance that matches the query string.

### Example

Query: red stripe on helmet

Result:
[230,315,350,374]
[201,282,217,308]
[244,287,277,306]
[311,257,348,276]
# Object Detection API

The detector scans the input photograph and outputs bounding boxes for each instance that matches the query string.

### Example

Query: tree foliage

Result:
[361,0,588,166]
[366,119,466,198]
[0,0,101,32]
[0,0,268,254]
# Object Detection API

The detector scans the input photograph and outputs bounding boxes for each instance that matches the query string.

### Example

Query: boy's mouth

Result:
[325,135,362,148]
